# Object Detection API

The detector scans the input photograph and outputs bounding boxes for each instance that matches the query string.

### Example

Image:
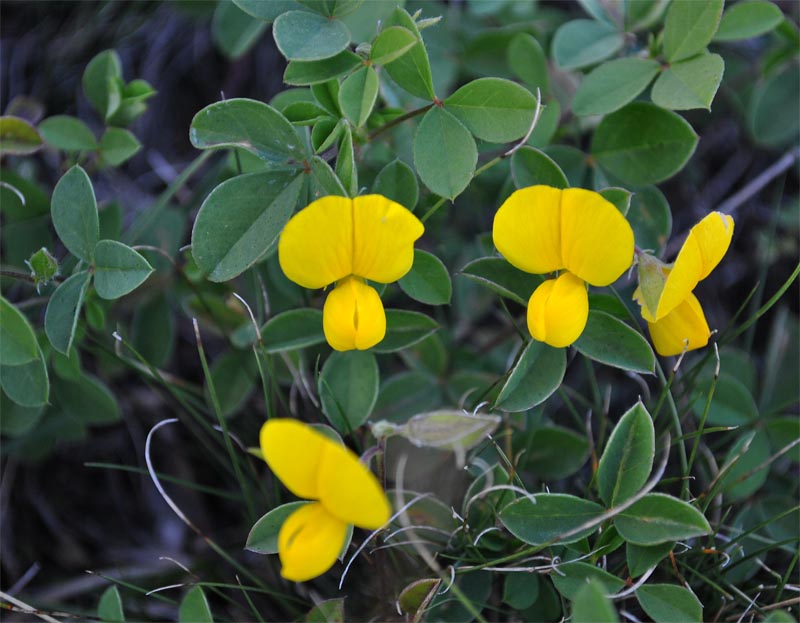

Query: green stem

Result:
[367,103,434,141]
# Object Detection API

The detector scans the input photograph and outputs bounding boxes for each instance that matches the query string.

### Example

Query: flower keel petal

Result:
[323,277,386,351]
[648,292,711,356]
[527,272,589,348]
[278,502,347,582]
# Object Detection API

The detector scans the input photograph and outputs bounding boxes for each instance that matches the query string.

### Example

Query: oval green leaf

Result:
[45,271,91,356]
[413,106,477,200]
[572,579,620,623]
[597,401,655,507]
[273,10,351,61]
[575,311,655,375]
[212,0,268,59]
[82,50,122,120]
[232,0,295,22]
[370,25,418,66]
[636,584,702,623]
[284,50,362,86]
[55,373,121,425]
[93,240,154,300]
[339,65,379,128]
[373,159,419,211]
[552,562,626,601]
[714,1,784,42]
[614,493,711,545]
[573,57,660,117]
[511,146,568,189]
[663,0,724,62]
[98,585,125,623]
[0,296,39,366]
[398,249,452,305]
[552,19,624,71]
[99,127,142,166]
[189,98,306,164]
[495,340,566,412]
[500,493,605,545]
[39,115,97,151]
[179,586,213,623]
[191,170,304,282]
[51,165,99,263]
[372,310,439,353]
[592,102,698,186]
[246,501,309,554]
[444,78,538,143]
[382,7,435,100]
[0,116,43,155]
[0,347,49,408]
[651,53,725,111]
[319,350,379,432]
[261,309,326,352]
[459,257,543,306]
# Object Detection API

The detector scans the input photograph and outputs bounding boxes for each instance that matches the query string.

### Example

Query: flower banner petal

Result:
[648,292,710,356]
[323,277,386,351]
[527,272,589,347]
[260,418,326,499]
[560,187,634,286]
[493,185,563,275]
[656,211,734,319]
[351,194,424,283]
[277,502,347,582]
[318,439,391,529]
[278,195,353,289]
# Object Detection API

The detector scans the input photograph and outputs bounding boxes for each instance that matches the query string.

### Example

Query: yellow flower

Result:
[492,185,635,347]
[279,195,424,351]
[634,211,734,356]
[260,419,391,582]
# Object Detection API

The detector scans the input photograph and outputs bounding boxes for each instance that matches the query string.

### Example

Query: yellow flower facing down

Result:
[260,419,391,582]
[634,211,734,356]
[279,194,424,351]
[492,185,635,347]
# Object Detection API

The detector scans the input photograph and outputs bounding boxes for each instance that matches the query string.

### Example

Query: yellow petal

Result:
[323,277,386,351]
[527,272,589,348]
[278,195,353,289]
[560,188,634,286]
[655,211,734,319]
[278,502,347,582]
[351,195,424,283]
[318,436,392,529]
[260,418,325,499]
[492,185,563,275]
[648,292,711,356]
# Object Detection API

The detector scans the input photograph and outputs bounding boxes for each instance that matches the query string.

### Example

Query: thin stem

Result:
[367,103,435,140]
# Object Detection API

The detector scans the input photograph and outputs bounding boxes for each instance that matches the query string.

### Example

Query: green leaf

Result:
[663,0,724,62]
[511,146,568,189]
[382,7,435,100]
[55,374,121,425]
[521,426,590,480]
[305,598,346,623]
[273,10,351,61]
[191,170,304,281]
[0,296,39,366]
[597,401,655,507]
[507,33,549,93]
[311,117,343,153]
[572,579,620,623]
[691,372,758,426]
[573,58,660,117]
[261,309,326,352]
[45,271,91,356]
[99,127,142,166]
[246,501,309,554]
[283,101,329,125]
[625,0,669,31]
[552,19,624,71]
[552,562,625,601]
[627,541,674,577]
[543,144,586,185]
[495,341,566,412]
[311,80,340,116]
[179,586,213,623]
[459,257,543,306]
[714,1,784,41]
[51,165,99,263]
[335,125,357,196]
[0,347,49,407]
[208,350,257,417]
[503,573,539,610]
[309,154,348,197]
[444,78,537,143]
[614,493,711,545]
[98,586,125,623]
[296,0,364,18]
[599,187,632,215]
[500,493,604,545]
[189,98,305,164]
[627,185,671,255]
[27,247,59,288]
[373,310,439,353]
[592,102,698,186]
[636,584,702,623]
[284,51,363,86]
[212,0,268,59]
[232,0,295,22]
[398,249,452,305]
[575,311,655,374]
[319,351,379,432]
[39,115,97,151]
[132,294,174,368]
[82,50,123,119]
[93,240,154,300]
[107,80,156,127]
[651,53,724,111]
[373,159,419,210]
[0,116,43,155]
[370,26,418,65]
[1,392,44,437]
[749,62,800,147]
[413,106,477,200]
[339,65,379,127]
